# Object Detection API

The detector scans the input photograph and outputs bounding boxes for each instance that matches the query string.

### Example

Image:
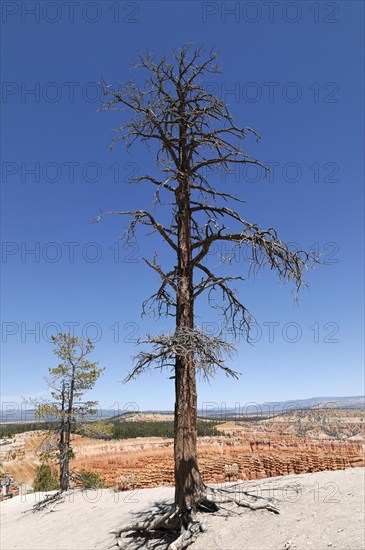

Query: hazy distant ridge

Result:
[1,395,364,423]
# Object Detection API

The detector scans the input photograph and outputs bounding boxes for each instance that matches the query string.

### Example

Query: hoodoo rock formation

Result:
[1,410,363,489]
[69,433,364,489]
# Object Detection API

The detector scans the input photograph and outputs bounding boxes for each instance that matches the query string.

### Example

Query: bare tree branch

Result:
[125,327,239,383]
[95,209,178,251]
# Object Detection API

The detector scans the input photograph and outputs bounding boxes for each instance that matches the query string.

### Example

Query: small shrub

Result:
[78,469,106,488]
[33,464,59,492]
[115,474,137,491]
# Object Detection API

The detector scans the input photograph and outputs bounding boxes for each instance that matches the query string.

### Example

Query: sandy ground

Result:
[1,468,364,550]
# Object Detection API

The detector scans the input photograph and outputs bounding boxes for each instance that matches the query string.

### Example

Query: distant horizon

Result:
[1,394,364,424]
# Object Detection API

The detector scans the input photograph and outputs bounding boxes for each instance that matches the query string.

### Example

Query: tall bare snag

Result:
[98,45,319,549]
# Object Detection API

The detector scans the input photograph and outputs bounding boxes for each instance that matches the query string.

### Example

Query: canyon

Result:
[1,409,363,490]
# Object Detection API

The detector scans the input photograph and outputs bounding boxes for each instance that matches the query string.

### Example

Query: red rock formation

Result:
[2,411,363,490]
[69,433,364,489]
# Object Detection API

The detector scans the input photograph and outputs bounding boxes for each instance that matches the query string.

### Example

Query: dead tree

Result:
[98,45,319,549]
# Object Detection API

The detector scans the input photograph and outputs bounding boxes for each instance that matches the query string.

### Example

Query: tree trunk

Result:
[174,353,204,521]
[60,413,71,491]
[59,446,69,492]
[59,364,75,492]
[174,163,204,520]
[59,383,68,491]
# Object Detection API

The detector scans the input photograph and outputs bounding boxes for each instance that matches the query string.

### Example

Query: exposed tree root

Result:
[167,517,205,550]
[116,485,279,550]
[32,491,65,512]
[203,486,279,514]
[119,507,181,533]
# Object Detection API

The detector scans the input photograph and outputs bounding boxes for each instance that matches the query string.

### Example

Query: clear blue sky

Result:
[1,1,364,413]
